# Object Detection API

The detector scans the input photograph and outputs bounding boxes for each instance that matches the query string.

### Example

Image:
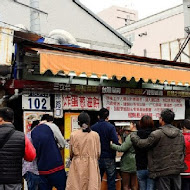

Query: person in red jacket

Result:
[181,119,190,190]
[25,134,36,161]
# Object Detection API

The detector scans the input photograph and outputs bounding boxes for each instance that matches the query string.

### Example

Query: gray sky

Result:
[80,0,183,19]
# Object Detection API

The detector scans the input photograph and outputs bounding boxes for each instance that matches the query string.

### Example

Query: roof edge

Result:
[118,4,183,30]
[22,40,190,69]
[73,0,132,48]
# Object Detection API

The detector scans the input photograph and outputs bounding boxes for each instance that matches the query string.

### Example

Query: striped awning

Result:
[33,48,190,86]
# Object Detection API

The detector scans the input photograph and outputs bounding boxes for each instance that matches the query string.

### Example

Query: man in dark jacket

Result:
[131,109,187,190]
[0,107,36,190]
[91,108,119,190]
[31,114,66,190]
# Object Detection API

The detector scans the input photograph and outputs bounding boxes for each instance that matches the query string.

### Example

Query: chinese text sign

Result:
[103,95,185,120]
[63,94,101,110]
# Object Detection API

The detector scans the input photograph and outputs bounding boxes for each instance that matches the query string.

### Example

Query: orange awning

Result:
[35,48,190,85]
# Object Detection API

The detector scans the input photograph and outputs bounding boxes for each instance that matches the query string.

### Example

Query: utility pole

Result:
[30,0,40,34]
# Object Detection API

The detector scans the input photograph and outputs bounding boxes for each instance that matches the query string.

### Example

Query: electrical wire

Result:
[0,19,81,51]
[0,30,81,55]
[0,19,70,44]
[0,1,31,29]
[12,0,48,15]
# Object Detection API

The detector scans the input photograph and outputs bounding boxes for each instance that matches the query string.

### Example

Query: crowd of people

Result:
[0,107,190,190]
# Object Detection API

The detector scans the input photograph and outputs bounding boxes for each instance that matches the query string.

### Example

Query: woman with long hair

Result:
[134,115,156,190]
[66,112,101,190]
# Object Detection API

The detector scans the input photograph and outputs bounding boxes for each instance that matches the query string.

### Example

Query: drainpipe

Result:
[30,0,40,34]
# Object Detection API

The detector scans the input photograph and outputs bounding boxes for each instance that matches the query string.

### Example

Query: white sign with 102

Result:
[22,93,51,110]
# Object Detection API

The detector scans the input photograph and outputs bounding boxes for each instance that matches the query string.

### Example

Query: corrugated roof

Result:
[14,31,190,86]
[30,48,190,86]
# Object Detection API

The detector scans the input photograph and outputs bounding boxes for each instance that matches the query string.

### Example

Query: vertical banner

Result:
[64,112,80,172]
[23,111,53,133]
[54,94,63,118]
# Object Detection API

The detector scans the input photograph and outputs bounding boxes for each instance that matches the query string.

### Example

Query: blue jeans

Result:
[99,158,116,190]
[137,170,155,190]
[24,171,42,190]
[39,169,66,190]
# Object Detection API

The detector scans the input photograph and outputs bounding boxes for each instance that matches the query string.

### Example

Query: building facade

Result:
[0,0,131,54]
[118,4,186,59]
[97,5,138,29]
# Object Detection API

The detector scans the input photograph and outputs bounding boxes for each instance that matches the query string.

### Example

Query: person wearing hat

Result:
[110,121,138,190]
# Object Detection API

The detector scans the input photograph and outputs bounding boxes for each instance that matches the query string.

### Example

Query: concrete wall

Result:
[0,0,130,54]
[97,5,138,29]
[0,0,31,30]
[118,5,184,59]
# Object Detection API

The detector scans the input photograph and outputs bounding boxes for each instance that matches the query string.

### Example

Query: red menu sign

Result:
[63,94,101,110]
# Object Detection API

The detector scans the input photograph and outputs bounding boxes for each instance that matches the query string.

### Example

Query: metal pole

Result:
[30,0,40,34]
[173,34,190,62]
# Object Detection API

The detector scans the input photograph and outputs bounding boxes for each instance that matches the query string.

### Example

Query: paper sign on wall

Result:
[103,94,185,120]
[23,111,53,133]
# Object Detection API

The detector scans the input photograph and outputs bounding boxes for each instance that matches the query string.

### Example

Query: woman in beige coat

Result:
[66,112,101,190]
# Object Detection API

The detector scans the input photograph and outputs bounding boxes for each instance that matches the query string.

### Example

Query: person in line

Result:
[66,112,101,190]
[0,107,36,190]
[110,122,138,190]
[23,120,41,190]
[40,114,66,149]
[31,114,66,190]
[134,115,156,190]
[131,109,187,190]
[180,119,190,190]
[91,108,119,190]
